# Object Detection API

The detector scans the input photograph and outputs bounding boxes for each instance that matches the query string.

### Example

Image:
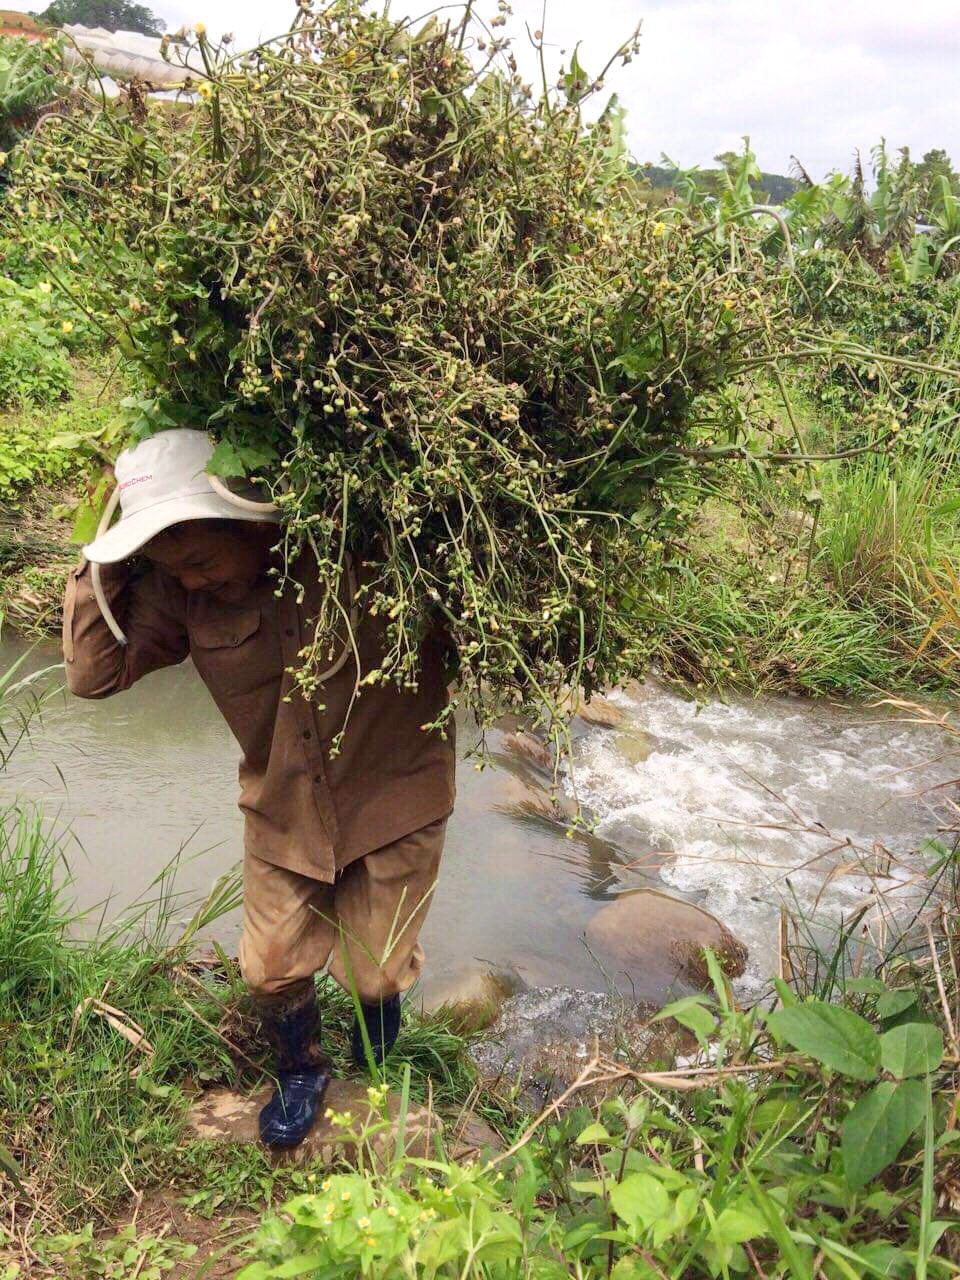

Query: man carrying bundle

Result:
[63,427,456,1150]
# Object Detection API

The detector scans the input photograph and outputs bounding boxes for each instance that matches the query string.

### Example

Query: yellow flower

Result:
[366,1237,376,1248]
[358,1217,370,1230]
[0,152,7,166]
[387,1206,398,1218]
[340,1191,351,1202]
[38,281,52,294]
[60,320,74,334]
[321,1179,331,1191]
[197,82,213,99]
[194,21,206,35]
[442,1187,452,1197]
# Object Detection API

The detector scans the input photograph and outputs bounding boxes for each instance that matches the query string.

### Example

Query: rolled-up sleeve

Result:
[63,561,189,699]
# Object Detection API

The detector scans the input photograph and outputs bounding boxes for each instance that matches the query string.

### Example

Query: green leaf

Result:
[576,1122,613,1145]
[267,1257,330,1277]
[845,976,886,995]
[853,1241,915,1279]
[876,989,917,1020]
[570,1179,604,1195]
[207,440,247,477]
[0,1142,24,1192]
[609,1173,670,1230]
[771,978,798,1007]
[70,501,101,545]
[880,1024,943,1079]
[841,1080,925,1189]
[743,1171,811,1280]
[563,45,591,103]
[766,1001,880,1079]
[653,995,716,1043]
[712,1207,765,1245]
[136,1076,175,1099]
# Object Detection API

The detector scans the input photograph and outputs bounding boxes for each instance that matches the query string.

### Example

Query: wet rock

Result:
[470,986,678,1109]
[585,889,747,988]
[185,1078,438,1166]
[419,967,525,1032]
[564,691,626,729]
[612,731,649,766]
[502,731,553,773]
[493,773,576,823]
[447,1110,505,1161]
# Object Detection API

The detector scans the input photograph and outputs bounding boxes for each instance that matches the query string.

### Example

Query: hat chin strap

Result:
[90,485,127,646]
[88,478,356,684]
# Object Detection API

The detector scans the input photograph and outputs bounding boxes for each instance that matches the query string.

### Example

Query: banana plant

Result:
[929,175,960,274]
[0,35,56,154]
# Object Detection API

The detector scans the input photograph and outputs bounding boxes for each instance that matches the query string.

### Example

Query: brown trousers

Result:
[238,817,446,1005]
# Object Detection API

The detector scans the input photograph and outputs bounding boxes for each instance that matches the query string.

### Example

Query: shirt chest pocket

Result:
[189,607,277,700]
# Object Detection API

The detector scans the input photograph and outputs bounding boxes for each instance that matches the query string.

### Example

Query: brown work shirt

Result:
[62,553,456,882]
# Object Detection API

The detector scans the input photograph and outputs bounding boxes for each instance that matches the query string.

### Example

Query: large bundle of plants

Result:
[14,2,812,751]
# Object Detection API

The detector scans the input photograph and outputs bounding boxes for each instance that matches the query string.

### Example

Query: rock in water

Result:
[562,691,626,729]
[470,986,681,1108]
[419,967,524,1032]
[585,889,747,988]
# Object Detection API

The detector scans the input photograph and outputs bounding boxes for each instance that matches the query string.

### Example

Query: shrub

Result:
[0,276,73,407]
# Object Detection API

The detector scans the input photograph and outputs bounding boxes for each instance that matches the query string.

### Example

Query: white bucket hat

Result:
[83,428,279,565]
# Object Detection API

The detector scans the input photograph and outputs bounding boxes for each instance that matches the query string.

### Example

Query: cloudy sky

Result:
[157,0,956,179]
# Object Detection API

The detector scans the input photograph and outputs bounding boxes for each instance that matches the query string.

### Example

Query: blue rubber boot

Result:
[351,993,402,1069]
[258,989,332,1150]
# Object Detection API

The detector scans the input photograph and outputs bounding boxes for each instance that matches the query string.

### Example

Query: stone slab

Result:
[185,1078,439,1166]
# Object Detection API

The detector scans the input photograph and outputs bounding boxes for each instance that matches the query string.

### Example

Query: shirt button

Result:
[302,729,312,740]
[284,627,295,638]
[230,635,239,646]
[314,774,323,784]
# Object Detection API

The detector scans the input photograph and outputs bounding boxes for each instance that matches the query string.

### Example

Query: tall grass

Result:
[815,363,960,683]
[0,807,240,1219]
[659,346,960,698]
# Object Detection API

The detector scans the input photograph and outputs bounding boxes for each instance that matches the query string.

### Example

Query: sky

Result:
[156,0,958,179]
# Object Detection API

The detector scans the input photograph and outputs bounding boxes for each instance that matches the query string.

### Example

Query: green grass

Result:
[0,807,240,1216]
[657,370,960,699]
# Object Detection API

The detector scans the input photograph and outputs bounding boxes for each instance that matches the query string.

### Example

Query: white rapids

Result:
[566,679,957,994]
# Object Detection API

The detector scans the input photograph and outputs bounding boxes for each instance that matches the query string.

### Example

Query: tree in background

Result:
[913,148,959,222]
[33,0,166,36]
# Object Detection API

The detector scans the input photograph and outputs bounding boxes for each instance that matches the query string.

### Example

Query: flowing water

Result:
[1,636,956,1005]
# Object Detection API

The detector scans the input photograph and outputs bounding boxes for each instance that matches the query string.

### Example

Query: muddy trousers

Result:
[238,817,446,1007]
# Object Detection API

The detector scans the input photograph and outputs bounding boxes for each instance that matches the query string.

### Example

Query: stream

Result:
[1,636,956,1006]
